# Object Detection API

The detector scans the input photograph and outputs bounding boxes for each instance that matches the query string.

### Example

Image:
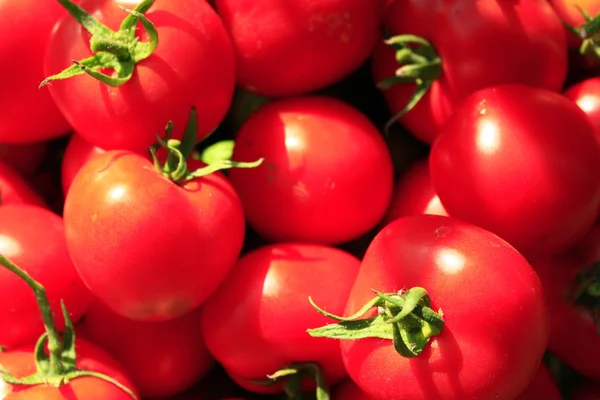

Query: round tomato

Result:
[549,0,600,48]
[334,215,549,399]
[82,301,213,399]
[0,142,48,178]
[0,339,137,399]
[201,243,361,395]
[228,96,394,245]
[61,133,106,195]
[0,160,47,208]
[0,204,90,350]
[332,379,379,400]
[564,77,600,135]
[430,84,600,257]
[372,0,567,143]
[63,151,245,322]
[214,0,386,97]
[0,0,71,143]
[515,363,562,400]
[44,0,235,153]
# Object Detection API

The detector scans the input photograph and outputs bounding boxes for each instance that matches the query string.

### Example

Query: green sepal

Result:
[200,140,236,165]
[251,362,330,400]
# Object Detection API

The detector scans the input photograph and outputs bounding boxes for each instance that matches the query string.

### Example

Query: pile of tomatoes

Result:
[3,0,600,399]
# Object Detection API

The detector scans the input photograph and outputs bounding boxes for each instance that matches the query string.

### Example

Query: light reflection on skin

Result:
[0,234,22,258]
[436,248,466,274]
[108,185,127,202]
[476,120,501,155]
[576,95,598,113]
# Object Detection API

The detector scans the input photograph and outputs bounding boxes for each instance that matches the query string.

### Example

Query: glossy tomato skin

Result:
[44,0,235,153]
[82,301,214,399]
[61,133,106,195]
[0,339,138,399]
[215,0,385,97]
[63,151,245,322]
[381,159,447,226]
[228,96,394,245]
[531,225,600,380]
[0,205,91,350]
[564,77,600,135]
[201,243,361,394]
[430,84,600,257]
[0,160,47,208]
[514,363,562,400]
[342,215,549,400]
[372,0,567,144]
[0,0,71,143]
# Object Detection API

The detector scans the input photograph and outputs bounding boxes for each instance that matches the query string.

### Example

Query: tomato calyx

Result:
[307,287,445,358]
[569,261,600,335]
[0,254,137,398]
[251,362,330,400]
[39,0,158,88]
[149,107,263,184]
[564,8,600,61]
[377,34,441,134]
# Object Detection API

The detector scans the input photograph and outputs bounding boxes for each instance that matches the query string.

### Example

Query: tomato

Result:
[571,380,600,400]
[228,96,394,245]
[372,0,567,144]
[0,160,47,208]
[334,215,548,399]
[82,301,213,399]
[0,0,71,143]
[63,151,245,322]
[332,379,380,400]
[214,0,386,97]
[61,133,106,195]
[44,0,235,153]
[201,243,361,395]
[515,363,562,400]
[381,159,447,226]
[0,339,137,399]
[0,143,48,178]
[531,225,600,380]
[0,205,90,350]
[564,77,600,135]
[549,0,600,48]
[430,84,600,257]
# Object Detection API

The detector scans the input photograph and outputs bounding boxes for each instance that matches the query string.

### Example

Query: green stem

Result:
[0,255,63,374]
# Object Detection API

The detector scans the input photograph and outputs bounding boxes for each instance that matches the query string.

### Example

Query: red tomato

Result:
[381,159,447,226]
[430,84,600,257]
[63,151,245,322]
[228,96,394,245]
[571,380,600,400]
[0,160,47,208]
[44,0,235,153]
[214,0,386,97]
[531,225,600,380]
[82,301,214,399]
[549,0,600,48]
[0,0,71,143]
[332,379,380,400]
[0,339,137,399]
[372,0,567,143]
[515,363,562,400]
[0,142,48,178]
[201,243,361,395]
[0,205,90,350]
[338,215,548,399]
[61,133,106,195]
[564,77,600,136]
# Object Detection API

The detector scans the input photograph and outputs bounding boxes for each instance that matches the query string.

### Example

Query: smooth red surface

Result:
[61,133,106,195]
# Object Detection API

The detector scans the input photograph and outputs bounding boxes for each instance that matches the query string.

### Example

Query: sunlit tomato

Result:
[564,77,600,136]
[61,133,106,195]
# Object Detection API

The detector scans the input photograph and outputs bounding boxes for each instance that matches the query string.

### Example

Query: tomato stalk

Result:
[308,287,445,358]
[149,107,263,184]
[40,0,158,87]
[564,7,600,61]
[569,261,600,335]
[252,362,330,400]
[377,34,441,135]
[0,254,137,398]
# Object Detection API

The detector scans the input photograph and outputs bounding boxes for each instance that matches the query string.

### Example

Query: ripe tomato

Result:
[0,205,90,350]
[531,225,600,380]
[0,160,47,208]
[549,0,600,48]
[214,0,386,97]
[0,339,137,399]
[61,134,106,195]
[564,77,600,135]
[515,363,562,400]
[337,215,549,399]
[228,96,394,245]
[0,0,71,143]
[372,0,567,143]
[332,379,379,400]
[44,0,235,153]
[201,243,361,395]
[63,151,245,322]
[0,142,48,178]
[430,84,600,257]
[381,159,447,226]
[82,301,214,399]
